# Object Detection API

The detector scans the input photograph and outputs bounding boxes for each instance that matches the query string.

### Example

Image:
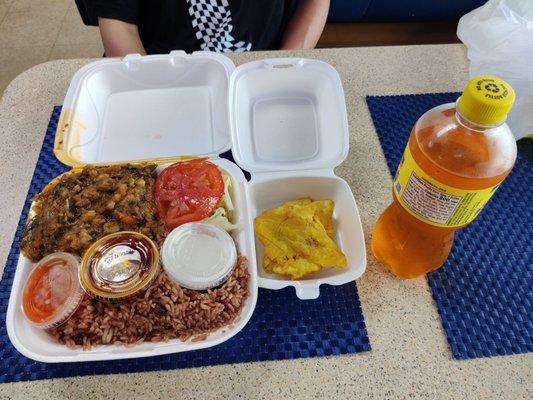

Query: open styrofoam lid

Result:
[229,58,349,174]
[56,51,235,166]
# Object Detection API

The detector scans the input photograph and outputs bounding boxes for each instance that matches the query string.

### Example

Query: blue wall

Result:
[328,0,488,22]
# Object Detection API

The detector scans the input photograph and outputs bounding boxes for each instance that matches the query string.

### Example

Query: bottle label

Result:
[393,145,500,228]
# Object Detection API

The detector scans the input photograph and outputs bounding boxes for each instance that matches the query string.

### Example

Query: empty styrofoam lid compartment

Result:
[229,58,349,173]
[58,51,236,166]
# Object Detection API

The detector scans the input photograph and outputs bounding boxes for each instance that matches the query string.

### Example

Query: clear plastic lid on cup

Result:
[162,223,237,290]
[22,252,84,329]
[80,231,160,301]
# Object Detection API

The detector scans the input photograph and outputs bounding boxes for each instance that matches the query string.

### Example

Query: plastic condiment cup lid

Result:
[80,231,160,300]
[22,252,84,329]
[162,223,237,290]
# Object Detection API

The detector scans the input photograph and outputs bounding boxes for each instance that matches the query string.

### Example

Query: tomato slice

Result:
[155,159,225,230]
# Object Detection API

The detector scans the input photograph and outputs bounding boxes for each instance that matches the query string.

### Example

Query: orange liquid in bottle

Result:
[372,104,516,278]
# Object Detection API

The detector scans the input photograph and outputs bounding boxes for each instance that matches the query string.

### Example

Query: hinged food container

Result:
[7,51,365,363]
[229,58,366,299]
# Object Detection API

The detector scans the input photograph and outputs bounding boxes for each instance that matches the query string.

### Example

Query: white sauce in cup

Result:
[161,222,237,290]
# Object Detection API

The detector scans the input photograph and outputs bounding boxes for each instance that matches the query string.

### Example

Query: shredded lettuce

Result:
[219,175,234,220]
[202,175,236,231]
[203,207,237,231]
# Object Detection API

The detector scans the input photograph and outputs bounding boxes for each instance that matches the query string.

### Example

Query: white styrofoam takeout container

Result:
[6,51,366,363]
[229,57,366,299]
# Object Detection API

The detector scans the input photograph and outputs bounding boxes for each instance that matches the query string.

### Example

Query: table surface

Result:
[0,44,530,400]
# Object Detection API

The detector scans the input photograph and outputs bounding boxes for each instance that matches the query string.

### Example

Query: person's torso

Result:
[138,0,288,54]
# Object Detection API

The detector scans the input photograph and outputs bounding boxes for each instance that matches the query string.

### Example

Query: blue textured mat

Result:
[367,93,533,360]
[0,106,370,383]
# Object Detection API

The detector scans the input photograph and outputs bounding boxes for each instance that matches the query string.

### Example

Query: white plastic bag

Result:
[457,0,533,140]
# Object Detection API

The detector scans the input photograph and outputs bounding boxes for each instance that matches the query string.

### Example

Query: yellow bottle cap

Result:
[457,76,515,126]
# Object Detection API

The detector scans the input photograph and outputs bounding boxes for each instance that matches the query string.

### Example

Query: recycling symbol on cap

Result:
[484,82,500,93]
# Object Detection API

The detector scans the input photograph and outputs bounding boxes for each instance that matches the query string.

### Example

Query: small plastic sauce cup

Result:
[22,252,84,329]
[80,231,160,301]
[162,222,237,290]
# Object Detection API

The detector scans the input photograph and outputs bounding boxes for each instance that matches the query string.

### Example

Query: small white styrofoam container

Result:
[7,51,365,363]
[229,58,366,299]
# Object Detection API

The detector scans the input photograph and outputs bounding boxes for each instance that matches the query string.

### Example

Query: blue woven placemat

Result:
[0,106,370,383]
[366,93,533,360]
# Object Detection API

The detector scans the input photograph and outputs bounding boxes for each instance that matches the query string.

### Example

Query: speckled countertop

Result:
[0,45,530,399]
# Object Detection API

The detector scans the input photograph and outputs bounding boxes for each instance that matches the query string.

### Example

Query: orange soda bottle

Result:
[371,76,517,278]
